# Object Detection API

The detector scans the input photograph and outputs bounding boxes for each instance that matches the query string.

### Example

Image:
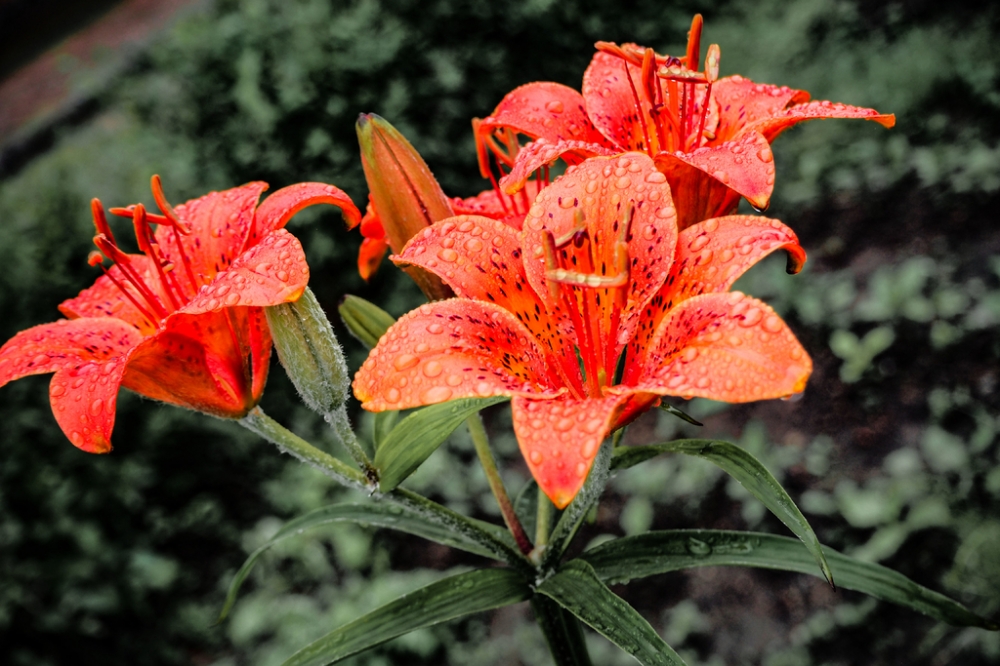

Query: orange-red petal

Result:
[0,318,143,453]
[154,182,269,286]
[622,291,811,400]
[251,182,361,246]
[358,236,390,281]
[181,230,309,314]
[353,299,561,412]
[450,180,546,226]
[656,130,777,214]
[521,153,678,358]
[122,309,255,417]
[749,100,896,143]
[582,49,650,151]
[59,257,162,335]
[711,75,810,143]
[499,138,615,195]
[511,393,630,509]
[477,82,607,154]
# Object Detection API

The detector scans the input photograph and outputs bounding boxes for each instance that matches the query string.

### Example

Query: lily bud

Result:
[356,113,454,300]
[338,294,397,349]
[265,287,350,415]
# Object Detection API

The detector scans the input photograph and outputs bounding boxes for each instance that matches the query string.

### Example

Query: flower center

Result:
[89,176,198,329]
[542,206,633,398]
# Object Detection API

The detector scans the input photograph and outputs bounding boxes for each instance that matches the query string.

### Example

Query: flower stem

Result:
[466,413,533,555]
[240,406,369,491]
[531,596,593,666]
[535,486,554,548]
[325,404,378,483]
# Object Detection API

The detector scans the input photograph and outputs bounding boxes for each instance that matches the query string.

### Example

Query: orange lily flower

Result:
[0,177,360,453]
[354,153,811,508]
[475,15,895,230]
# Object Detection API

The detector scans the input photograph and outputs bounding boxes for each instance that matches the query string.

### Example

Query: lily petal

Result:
[353,299,561,412]
[655,130,777,219]
[623,291,811,400]
[181,230,309,314]
[451,180,546,227]
[712,75,810,143]
[499,138,616,195]
[155,182,268,285]
[582,49,650,151]
[521,153,678,358]
[476,82,607,175]
[250,182,361,246]
[358,236,390,281]
[122,309,254,417]
[752,100,897,142]
[0,318,143,453]
[59,255,165,335]
[512,393,630,509]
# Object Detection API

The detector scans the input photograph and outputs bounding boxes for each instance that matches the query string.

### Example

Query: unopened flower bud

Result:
[356,113,454,300]
[265,287,349,414]
[338,294,396,349]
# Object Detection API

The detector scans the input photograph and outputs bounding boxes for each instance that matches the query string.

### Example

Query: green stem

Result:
[240,407,530,571]
[466,413,533,555]
[534,487,553,553]
[325,404,378,482]
[531,596,593,666]
[240,406,368,491]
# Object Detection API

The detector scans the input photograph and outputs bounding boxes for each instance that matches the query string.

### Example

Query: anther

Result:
[151,174,190,233]
[685,14,704,72]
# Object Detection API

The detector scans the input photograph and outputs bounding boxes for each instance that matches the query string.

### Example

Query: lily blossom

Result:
[475,14,895,230]
[0,177,360,453]
[354,153,811,508]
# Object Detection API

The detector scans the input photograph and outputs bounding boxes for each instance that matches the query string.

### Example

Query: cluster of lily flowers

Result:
[0,17,893,511]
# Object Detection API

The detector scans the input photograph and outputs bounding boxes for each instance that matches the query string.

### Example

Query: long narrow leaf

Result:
[375,397,509,491]
[612,440,834,586]
[581,530,998,630]
[282,568,532,666]
[219,501,511,621]
[537,560,688,666]
[542,441,612,571]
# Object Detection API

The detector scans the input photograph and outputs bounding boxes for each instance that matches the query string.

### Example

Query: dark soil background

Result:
[1,1,998,664]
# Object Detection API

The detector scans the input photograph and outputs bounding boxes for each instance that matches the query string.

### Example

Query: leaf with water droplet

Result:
[610,438,833,587]
[580,529,997,631]
[375,396,509,492]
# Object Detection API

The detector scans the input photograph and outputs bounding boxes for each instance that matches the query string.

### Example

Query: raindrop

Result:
[422,361,444,378]
[545,100,564,114]
[422,386,452,402]
[686,537,712,556]
[393,354,419,371]
[438,248,459,262]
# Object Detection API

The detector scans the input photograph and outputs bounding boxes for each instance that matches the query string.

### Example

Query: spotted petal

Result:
[749,100,896,142]
[711,75,810,143]
[0,318,143,453]
[450,180,546,228]
[155,182,268,286]
[353,299,562,412]
[512,394,631,509]
[582,49,651,152]
[655,131,776,221]
[521,153,678,362]
[59,255,164,335]
[477,82,608,175]
[499,138,616,195]
[622,291,811,400]
[181,230,309,315]
[629,215,806,363]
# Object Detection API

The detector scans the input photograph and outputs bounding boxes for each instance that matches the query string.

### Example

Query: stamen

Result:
[93,235,169,320]
[623,63,654,155]
[98,264,158,328]
[151,174,190,233]
[87,251,104,266]
[132,204,184,311]
[685,14,704,72]
[90,199,116,244]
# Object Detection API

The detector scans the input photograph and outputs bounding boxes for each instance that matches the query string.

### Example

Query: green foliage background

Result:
[1,0,998,664]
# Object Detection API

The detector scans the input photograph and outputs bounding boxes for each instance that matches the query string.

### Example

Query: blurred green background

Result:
[1,0,998,664]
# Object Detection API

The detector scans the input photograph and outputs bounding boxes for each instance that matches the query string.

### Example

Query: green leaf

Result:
[537,560,688,666]
[657,403,703,426]
[542,441,612,571]
[531,595,594,666]
[612,439,834,586]
[581,530,998,631]
[219,501,511,621]
[513,479,539,539]
[282,568,532,666]
[371,410,400,450]
[375,396,509,491]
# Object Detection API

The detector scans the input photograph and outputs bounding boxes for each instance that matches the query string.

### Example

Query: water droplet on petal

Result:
[644,171,667,183]
[545,100,564,114]
[385,388,401,403]
[712,170,729,184]
[688,235,710,252]
[426,323,444,335]
[438,248,459,262]
[529,450,543,465]
[393,354,419,371]
[757,146,774,163]
[615,176,632,189]
[422,361,443,378]
[763,315,783,333]
[464,238,483,252]
[89,398,104,415]
[681,347,699,363]
[422,386,452,402]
